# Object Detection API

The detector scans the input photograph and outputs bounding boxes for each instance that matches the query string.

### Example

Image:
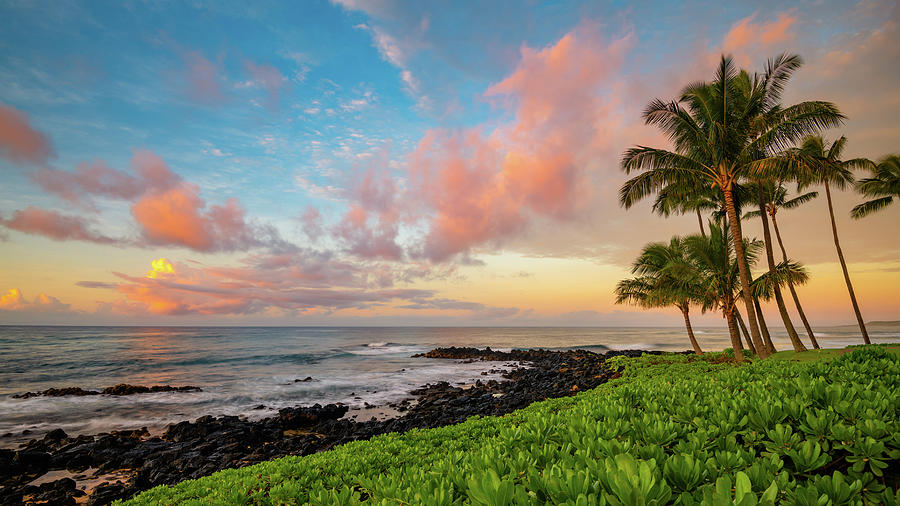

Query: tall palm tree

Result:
[793,135,871,344]
[852,154,900,219]
[746,181,807,352]
[615,237,705,354]
[684,221,764,362]
[744,183,820,348]
[620,54,844,359]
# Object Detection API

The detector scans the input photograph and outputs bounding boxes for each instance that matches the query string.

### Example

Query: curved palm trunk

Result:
[771,213,820,349]
[722,184,769,357]
[824,181,870,344]
[734,309,757,355]
[757,185,806,352]
[680,306,703,354]
[724,310,745,362]
[696,209,706,238]
[754,298,776,353]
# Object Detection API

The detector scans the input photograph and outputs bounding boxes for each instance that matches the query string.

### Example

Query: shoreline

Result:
[0,347,661,505]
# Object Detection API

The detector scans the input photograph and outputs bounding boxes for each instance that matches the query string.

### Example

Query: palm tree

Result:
[733,308,758,355]
[744,183,821,348]
[684,221,764,362]
[615,237,704,354]
[749,259,812,354]
[793,135,871,344]
[745,181,808,352]
[620,54,844,359]
[652,180,721,237]
[852,154,900,219]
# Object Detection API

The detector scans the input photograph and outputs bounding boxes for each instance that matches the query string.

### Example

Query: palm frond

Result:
[851,196,895,219]
[781,191,818,209]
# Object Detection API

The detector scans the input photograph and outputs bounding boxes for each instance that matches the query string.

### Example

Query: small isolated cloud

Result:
[0,104,54,165]
[180,50,228,106]
[244,60,288,111]
[0,206,118,244]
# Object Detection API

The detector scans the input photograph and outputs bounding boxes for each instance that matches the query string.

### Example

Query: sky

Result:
[0,0,898,327]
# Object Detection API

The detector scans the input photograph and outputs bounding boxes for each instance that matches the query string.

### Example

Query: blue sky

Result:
[1,0,898,325]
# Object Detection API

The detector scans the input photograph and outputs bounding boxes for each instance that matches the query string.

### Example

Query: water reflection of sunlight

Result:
[111,328,202,385]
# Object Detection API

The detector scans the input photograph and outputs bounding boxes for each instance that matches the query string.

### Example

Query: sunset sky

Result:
[1,0,898,326]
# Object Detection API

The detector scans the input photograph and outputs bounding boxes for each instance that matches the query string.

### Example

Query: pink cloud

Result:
[722,10,798,64]
[131,182,260,252]
[22,148,275,253]
[244,60,288,110]
[335,204,403,260]
[0,206,117,244]
[32,149,181,206]
[334,158,405,260]
[300,206,323,240]
[182,50,228,106]
[401,24,631,261]
[0,104,54,165]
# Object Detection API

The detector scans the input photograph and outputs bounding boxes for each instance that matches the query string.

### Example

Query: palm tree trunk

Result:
[824,181,870,344]
[681,306,703,354]
[722,184,769,357]
[734,309,757,355]
[757,185,806,352]
[771,213,820,349]
[696,209,706,237]
[724,310,745,362]
[754,297,776,353]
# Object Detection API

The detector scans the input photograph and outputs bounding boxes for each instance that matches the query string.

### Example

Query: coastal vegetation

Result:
[618,53,897,354]
[124,346,900,505]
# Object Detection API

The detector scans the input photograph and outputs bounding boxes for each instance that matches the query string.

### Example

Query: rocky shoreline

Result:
[0,347,664,505]
[11,384,203,399]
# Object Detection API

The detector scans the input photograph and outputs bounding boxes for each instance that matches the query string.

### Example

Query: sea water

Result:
[1,324,896,446]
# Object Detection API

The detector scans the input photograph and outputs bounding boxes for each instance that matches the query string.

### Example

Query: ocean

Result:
[1,324,897,447]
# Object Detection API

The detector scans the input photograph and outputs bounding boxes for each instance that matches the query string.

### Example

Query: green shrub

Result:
[124,347,899,505]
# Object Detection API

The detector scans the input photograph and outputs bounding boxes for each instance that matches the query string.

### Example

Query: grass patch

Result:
[771,344,900,362]
[124,347,900,505]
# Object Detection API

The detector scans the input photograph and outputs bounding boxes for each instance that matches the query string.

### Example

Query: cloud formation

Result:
[132,182,269,252]
[403,24,631,261]
[76,256,515,318]
[19,148,282,253]
[33,150,180,206]
[181,50,228,106]
[0,288,70,313]
[722,10,797,64]
[0,206,118,244]
[0,104,54,165]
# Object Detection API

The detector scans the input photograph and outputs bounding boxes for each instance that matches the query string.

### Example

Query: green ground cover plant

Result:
[124,346,899,505]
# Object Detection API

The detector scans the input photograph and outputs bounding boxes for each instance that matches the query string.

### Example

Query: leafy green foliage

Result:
[123,347,899,505]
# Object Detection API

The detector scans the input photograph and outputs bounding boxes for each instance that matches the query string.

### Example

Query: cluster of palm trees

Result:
[614,53,899,361]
